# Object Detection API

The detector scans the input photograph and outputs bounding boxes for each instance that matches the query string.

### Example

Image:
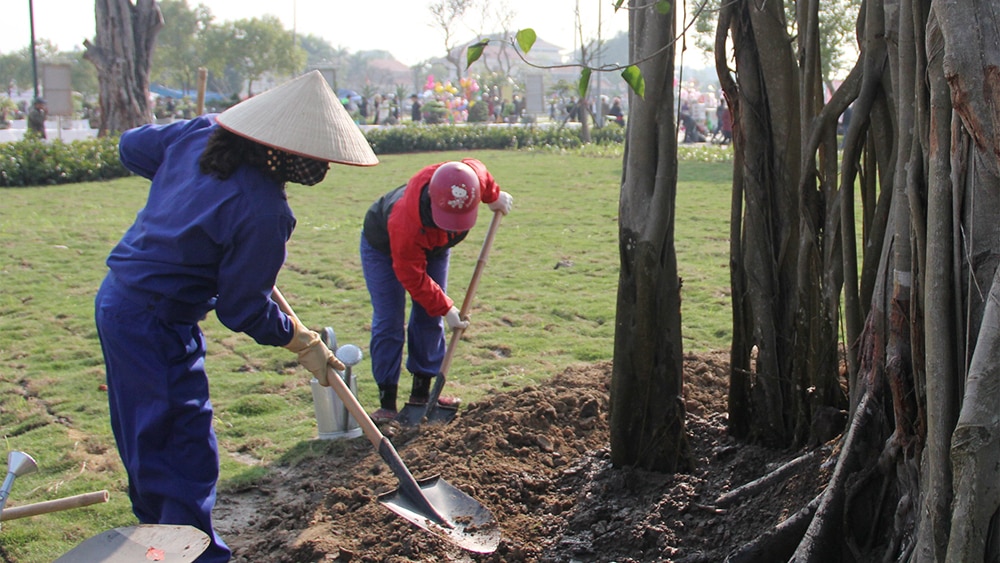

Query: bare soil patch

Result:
[214,352,830,562]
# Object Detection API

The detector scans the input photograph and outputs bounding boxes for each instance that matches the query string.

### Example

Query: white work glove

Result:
[283,316,345,385]
[488,191,513,215]
[445,306,469,331]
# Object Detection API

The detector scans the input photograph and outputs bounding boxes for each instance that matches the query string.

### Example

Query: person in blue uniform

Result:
[94,71,378,563]
[360,159,512,422]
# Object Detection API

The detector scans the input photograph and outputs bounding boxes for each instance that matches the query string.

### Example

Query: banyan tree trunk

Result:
[84,0,163,136]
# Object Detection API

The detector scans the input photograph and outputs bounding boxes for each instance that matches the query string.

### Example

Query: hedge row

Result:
[1,124,627,188]
[0,136,129,187]
[365,122,625,154]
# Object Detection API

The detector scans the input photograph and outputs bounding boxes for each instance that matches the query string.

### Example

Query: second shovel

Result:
[396,210,503,427]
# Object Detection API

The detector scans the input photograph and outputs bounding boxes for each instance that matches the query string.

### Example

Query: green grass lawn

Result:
[0,146,733,561]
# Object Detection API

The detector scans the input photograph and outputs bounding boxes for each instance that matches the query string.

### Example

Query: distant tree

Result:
[85,0,163,135]
[430,0,478,84]
[296,34,347,68]
[152,0,212,93]
[202,16,305,97]
[67,49,98,101]
[467,1,517,77]
[0,41,62,97]
[0,50,36,96]
[693,0,858,90]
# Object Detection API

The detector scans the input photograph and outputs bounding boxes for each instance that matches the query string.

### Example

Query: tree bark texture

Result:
[609,0,690,472]
[84,0,163,136]
[722,0,852,449]
[714,0,1000,557]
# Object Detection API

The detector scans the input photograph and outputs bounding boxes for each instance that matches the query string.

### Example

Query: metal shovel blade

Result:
[54,524,210,562]
[272,288,500,552]
[396,402,458,426]
[378,475,500,554]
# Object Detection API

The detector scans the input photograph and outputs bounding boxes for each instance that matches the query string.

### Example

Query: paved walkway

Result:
[0,119,98,143]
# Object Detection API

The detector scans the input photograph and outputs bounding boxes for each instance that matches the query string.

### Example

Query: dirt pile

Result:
[214,352,831,562]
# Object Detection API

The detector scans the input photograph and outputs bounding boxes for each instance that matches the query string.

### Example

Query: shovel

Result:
[53,524,209,562]
[396,210,504,427]
[270,287,500,554]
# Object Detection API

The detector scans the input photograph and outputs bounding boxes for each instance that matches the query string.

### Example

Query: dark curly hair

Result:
[198,127,274,180]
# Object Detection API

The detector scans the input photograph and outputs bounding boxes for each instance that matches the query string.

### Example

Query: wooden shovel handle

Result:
[1,490,109,521]
[437,210,504,378]
[271,287,384,449]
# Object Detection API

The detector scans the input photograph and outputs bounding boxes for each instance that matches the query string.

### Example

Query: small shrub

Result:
[422,100,448,124]
[467,100,490,123]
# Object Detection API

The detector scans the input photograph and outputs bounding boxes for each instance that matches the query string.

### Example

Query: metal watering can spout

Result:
[0,451,39,524]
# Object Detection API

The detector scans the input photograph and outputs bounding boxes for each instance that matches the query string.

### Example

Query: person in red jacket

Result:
[360,159,513,421]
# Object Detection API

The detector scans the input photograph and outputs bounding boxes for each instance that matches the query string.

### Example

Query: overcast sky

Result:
[3,0,633,66]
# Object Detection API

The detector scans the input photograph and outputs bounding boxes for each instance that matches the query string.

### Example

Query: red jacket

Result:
[385,159,500,316]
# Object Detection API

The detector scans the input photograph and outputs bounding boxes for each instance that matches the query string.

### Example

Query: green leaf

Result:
[466,40,488,69]
[516,29,537,54]
[578,68,592,99]
[656,0,672,14]
[621,65,645,98]
[613,0,625,10]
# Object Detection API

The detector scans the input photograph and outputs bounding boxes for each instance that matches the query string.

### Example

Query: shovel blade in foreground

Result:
[54,524,210,562]
[378,475,500,554]
[395,402,458,427]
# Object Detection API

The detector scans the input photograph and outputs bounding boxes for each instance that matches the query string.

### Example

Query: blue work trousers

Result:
[94,274,230,563]
[360,235,448,386]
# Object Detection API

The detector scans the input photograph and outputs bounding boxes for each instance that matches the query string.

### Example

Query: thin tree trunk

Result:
[609,0,689,472]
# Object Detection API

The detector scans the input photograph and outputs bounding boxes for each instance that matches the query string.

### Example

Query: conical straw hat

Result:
[216,70,378,166]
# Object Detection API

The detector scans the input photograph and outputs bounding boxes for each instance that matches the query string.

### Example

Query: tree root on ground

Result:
[789,390,885,562]
[723,492,823,563]
[715,448,828,508]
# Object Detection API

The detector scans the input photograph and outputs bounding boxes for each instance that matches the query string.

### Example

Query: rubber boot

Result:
[371,383,398,422]
[407,374,461,407]
[408,374,433,404]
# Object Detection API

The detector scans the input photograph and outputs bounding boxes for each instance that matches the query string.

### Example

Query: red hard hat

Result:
[428,161,480,231]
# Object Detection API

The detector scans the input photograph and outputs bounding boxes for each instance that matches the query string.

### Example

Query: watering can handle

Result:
[271,287,384,449]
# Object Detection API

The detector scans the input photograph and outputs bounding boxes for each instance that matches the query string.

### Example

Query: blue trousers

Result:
[95,274,230,563]
[360,235,449,387]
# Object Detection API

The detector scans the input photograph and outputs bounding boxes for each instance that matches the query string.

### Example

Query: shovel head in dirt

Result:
[395,399,458,427]
[396,211,504,429]
[272,287,500,554]
[53,524,209,562]
[378,474,500,554]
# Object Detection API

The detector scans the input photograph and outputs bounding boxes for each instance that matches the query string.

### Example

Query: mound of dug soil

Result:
[214,352,831,562]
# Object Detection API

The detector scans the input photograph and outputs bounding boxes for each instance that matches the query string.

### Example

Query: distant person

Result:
[680,102,705,143]
[607,97,625,126]
[565,97,578,122]
[410,94,422,122]
[717,100,733,144]
[94,71,378,563]
[27,97,47,139]
[360,159,513,422]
